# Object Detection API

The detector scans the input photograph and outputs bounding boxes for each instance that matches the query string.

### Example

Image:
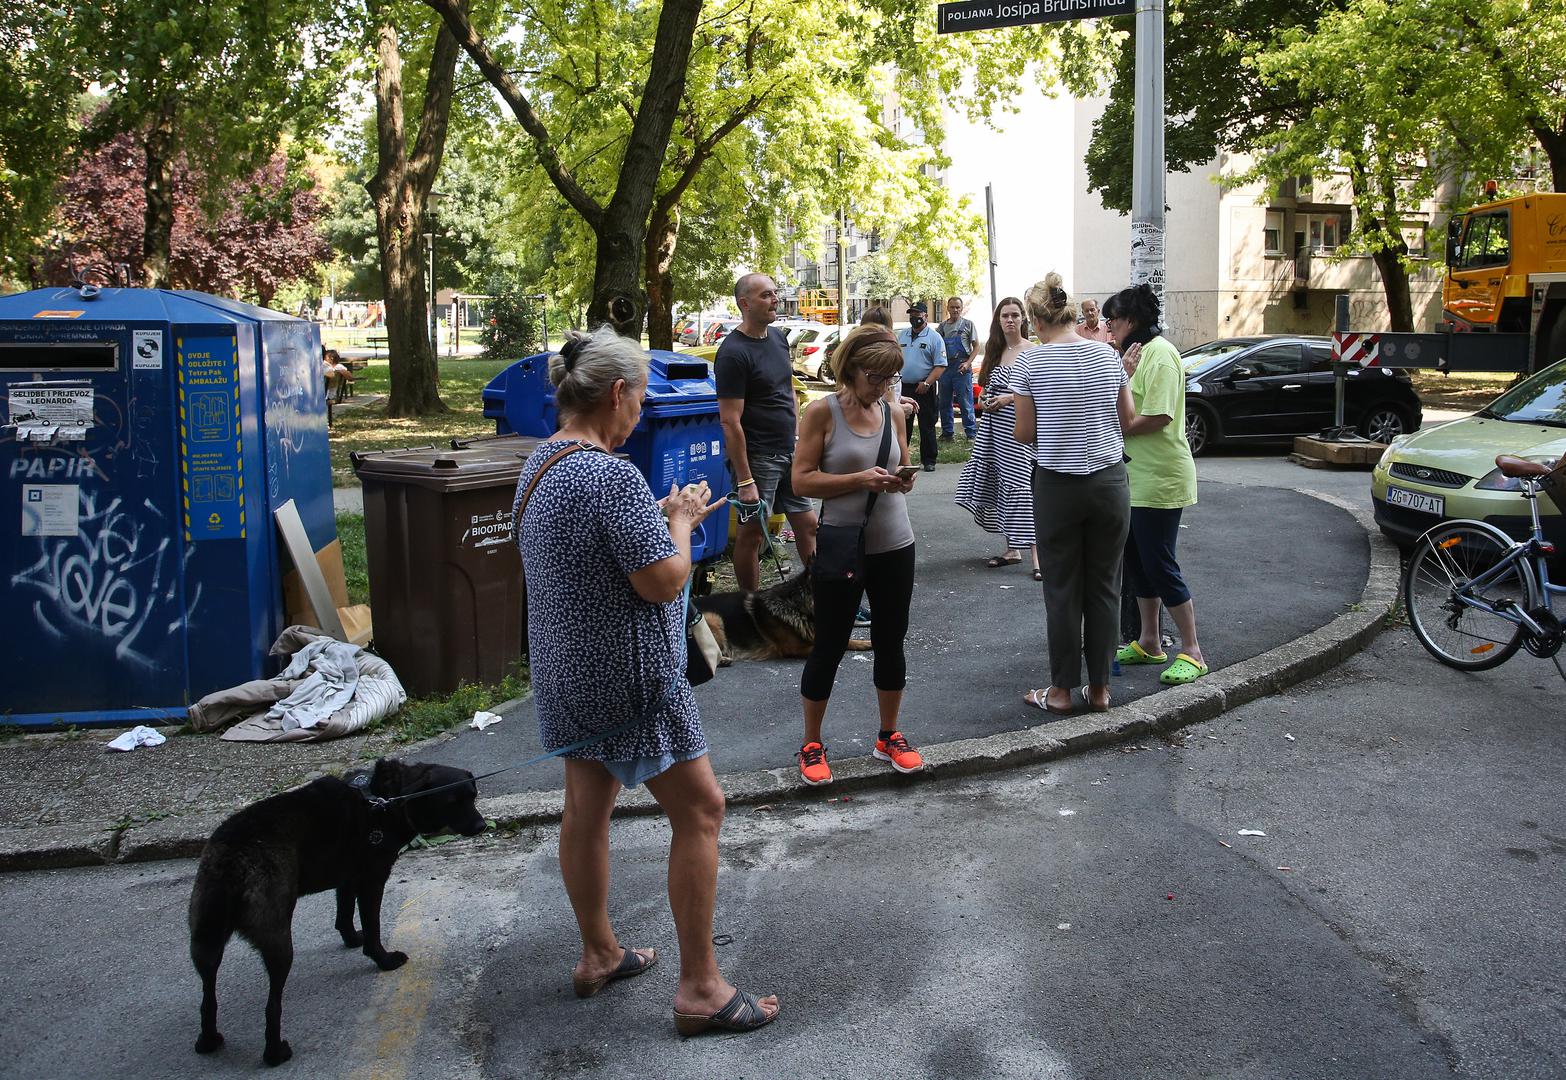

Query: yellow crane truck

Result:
[1352,192,1566,375]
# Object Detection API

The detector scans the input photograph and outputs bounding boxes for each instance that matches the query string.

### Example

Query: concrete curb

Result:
[479,486,1400,829]
[2,487,1398,872]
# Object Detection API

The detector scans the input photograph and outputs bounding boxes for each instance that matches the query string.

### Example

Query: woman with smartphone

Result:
[955,297,1039,579]
[790,325,923,787]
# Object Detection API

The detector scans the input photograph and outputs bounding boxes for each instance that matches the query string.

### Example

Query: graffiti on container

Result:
[10,492,199,668]
[264,330,326,502]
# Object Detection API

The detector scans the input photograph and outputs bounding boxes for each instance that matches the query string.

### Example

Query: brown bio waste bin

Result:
[352,437,540,697]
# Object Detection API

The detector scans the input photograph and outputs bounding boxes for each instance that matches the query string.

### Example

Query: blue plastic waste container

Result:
[484,350,731,562]
[0,286,336,727]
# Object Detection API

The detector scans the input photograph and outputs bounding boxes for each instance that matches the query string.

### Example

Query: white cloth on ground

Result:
[266,638,363,731]
[186,625,406,742]
[105,725,167,752]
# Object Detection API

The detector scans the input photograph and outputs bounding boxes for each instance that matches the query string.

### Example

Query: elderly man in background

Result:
[1078,298,1114,343]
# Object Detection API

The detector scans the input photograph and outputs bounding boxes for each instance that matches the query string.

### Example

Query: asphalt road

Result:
[416,460,1368,793]
[5,626,1561,1079]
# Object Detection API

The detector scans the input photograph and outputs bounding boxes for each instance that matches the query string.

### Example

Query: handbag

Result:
[813,401,894,581]
[683,578,721,686]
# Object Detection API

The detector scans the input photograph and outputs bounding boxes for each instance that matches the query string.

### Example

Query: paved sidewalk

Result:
[0,455,1398,871]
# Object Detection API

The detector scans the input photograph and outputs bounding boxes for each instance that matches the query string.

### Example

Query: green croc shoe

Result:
[1159,653,1209,685]
[1116,641,1168,665]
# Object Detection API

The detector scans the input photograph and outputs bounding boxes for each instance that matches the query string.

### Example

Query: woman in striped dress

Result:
[1011,273,1136,715]
[954,297,1040,578]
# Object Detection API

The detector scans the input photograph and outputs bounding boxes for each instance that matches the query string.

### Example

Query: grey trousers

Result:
[1032,462,1131,689]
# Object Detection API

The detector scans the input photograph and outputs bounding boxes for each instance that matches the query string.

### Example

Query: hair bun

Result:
[1050,286,1067,306]
[558,335,585,372]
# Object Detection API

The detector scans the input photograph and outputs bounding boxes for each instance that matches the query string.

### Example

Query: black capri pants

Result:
[800,543,916,701]
[1124,506,1192,608]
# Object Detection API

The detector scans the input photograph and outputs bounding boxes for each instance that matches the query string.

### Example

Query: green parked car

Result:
[1371,359,1566,551]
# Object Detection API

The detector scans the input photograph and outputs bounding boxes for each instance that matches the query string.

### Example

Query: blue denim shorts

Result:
[601,748,708,788]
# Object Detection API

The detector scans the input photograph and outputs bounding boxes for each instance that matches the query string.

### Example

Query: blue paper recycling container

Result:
[0,287,337,728]
[484,349,731,562]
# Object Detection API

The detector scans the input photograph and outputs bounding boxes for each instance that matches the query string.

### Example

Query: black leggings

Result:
[800,543,916,701]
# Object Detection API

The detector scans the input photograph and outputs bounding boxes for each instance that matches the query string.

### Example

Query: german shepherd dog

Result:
[694,565,871,662]
[188,758,486,1067]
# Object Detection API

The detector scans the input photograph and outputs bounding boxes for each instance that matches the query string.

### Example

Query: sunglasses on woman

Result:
[862,371,899,386]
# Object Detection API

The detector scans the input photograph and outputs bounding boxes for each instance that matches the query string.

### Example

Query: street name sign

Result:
[937,0,1134,34]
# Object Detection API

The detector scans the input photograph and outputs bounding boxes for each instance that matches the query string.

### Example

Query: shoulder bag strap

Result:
[860,400,894,528]
[514,442,590,548]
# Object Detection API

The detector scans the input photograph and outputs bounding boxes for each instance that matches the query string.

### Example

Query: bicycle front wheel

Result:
[1404,521,1538,670]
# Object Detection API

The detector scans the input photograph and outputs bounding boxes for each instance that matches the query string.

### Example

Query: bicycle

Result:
[1403,455,1565,678]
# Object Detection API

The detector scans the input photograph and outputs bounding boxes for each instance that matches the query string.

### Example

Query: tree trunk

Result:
[644,208,679,350]
[141,101,177,289]
[367,11,460,418]
[588,223,649,339]
[1370,245,1415,332]
[586,0,704,338]
[1535,124,1566,193]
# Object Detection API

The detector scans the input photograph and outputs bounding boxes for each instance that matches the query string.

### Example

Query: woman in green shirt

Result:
[1103,285,1207,685]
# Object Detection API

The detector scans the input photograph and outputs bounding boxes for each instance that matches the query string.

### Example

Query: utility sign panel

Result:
[937,0,1133,33]
[177,334,246,541]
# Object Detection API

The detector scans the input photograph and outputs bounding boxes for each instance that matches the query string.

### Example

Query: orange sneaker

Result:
[873,731,924,773]
[797,741,832,786]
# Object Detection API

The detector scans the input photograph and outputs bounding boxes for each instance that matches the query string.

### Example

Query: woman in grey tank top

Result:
[789,326,924,787]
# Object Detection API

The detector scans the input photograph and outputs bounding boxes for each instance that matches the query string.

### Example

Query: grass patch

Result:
[1411,370,1520,411]
[336,512,370,606]
[373,664,530,744]
[911,428,974,465]
[328,356,519,486]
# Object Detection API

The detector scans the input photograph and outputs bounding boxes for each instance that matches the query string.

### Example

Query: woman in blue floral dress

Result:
[515,326,778,1035]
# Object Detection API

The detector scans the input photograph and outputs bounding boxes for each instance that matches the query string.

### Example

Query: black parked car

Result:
[1178,336,1422,455]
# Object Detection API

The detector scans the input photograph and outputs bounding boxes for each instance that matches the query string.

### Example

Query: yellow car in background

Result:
[1371,359,1566,551]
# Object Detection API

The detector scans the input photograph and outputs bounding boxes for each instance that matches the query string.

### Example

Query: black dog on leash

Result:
[188,758,486,1067]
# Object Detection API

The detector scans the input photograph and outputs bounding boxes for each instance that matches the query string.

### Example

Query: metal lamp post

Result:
[425,191,446,356]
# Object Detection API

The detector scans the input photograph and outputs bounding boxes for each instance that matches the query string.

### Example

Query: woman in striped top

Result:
[1011,272,1137,715]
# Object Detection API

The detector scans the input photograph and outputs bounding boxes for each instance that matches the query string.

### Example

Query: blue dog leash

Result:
[726,491,790,585]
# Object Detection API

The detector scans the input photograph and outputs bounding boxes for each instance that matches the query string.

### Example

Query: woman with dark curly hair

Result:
[1103,283,1206,685]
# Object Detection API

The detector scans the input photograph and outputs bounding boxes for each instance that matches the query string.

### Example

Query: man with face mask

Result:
[897,301,947,471]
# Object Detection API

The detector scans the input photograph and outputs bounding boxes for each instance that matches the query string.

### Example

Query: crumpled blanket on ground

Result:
[187,625,406,742]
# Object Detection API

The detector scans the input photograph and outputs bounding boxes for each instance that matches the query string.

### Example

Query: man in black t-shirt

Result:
[716,272,818,590]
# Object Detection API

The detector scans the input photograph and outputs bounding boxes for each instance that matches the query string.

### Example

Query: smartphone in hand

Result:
[895,464,921,480]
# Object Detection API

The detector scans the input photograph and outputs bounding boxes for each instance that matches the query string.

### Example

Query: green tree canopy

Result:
[425,0,1115,341]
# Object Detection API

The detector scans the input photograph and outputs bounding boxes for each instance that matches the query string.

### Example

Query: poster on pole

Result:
[1130,220,1167,314]
[937,0,1133,34]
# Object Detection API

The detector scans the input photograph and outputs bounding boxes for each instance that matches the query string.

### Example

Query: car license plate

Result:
[1386,485,1444,515]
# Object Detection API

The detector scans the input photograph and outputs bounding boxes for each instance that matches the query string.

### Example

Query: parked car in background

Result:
[701,319,741,345]
[1371,358,1566,552]
[1179,335,1422,455]
[676,313,732,345]
[792,325,842,380]
[776,319,830,353]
